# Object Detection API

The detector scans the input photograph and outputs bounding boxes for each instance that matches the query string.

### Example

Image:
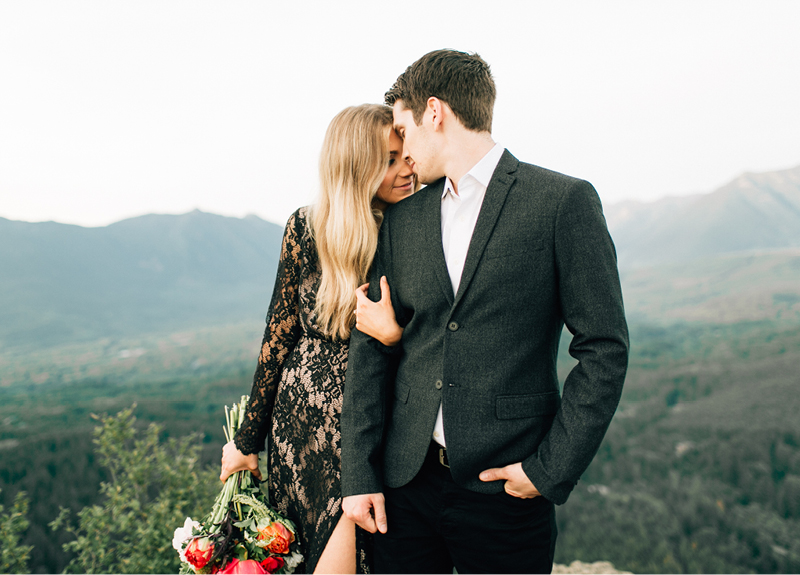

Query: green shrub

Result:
[51,406,219,574]
[0,488,32,574]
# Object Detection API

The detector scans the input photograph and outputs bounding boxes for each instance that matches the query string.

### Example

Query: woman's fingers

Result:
[220,440,262,482]
[379,276,391,303]
[355,278,391,307]
[354,277,400,344]
[355,285,370,305]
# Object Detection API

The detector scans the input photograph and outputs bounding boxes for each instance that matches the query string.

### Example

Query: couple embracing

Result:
[221,49,629,574]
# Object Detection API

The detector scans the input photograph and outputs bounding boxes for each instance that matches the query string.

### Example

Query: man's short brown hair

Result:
[385,49,496,132]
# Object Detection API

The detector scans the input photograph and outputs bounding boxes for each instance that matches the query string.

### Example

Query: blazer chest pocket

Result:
[484,238,544,261]
[496,391,560,420]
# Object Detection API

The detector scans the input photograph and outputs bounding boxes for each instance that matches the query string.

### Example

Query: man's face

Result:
[392,100,441,185]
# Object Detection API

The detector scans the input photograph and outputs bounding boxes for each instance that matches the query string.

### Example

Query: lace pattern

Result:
[234,207,371,573]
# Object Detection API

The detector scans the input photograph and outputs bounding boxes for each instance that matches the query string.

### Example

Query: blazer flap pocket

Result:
[485,238,544,260]
[496,391,560,420]
[394,380,410,404]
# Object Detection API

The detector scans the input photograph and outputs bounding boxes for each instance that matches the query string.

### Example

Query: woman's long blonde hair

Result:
[309,104,395,340]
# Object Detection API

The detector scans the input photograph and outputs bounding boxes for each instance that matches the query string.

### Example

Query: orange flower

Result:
[257,521,295,554]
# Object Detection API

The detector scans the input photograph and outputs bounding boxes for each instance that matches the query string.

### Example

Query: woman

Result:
[220,104,415,574]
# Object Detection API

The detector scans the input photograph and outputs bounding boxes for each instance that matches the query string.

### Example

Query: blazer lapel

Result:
[452,151,518,309]
[419,179,455,306]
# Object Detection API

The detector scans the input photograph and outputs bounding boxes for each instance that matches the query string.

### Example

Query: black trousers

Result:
[374,443,557,574]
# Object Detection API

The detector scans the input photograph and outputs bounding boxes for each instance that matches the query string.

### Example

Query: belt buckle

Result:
[438,447,450,468]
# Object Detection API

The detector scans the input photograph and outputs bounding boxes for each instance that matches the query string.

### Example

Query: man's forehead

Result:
[392,102,412,127]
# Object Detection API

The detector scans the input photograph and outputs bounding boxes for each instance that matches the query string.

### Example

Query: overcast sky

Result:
[1,1,799,228]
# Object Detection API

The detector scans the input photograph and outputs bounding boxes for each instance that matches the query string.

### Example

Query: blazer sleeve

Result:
[522,180,629,504]
[341,214,400,497]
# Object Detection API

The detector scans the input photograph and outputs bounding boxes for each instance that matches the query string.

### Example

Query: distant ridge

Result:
[3,162,800,350]
[605,163,800,269]
[0,210,284,349]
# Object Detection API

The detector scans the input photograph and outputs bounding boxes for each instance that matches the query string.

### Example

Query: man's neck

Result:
[443,131,496,195]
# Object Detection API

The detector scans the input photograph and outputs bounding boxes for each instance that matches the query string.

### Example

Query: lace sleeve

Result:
[234,210,305,455]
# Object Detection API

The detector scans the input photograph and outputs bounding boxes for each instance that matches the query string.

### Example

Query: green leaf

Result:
[234,544,248,560]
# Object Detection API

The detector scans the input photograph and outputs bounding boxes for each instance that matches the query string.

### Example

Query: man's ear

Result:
[426,97,447,132]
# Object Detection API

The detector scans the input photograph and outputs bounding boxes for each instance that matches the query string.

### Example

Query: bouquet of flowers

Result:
[172,396,303,574]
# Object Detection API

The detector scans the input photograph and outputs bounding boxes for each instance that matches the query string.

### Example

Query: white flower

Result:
[172,517,200,563]
[283,551,304,572]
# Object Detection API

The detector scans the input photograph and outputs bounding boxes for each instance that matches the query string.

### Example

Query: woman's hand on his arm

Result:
[354,276,403,347]
[220,440,262,482]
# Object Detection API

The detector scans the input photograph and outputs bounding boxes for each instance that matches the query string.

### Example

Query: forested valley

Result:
[2,318,799,573]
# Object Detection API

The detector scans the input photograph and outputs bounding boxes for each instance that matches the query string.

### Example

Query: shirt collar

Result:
[442,143,505,199]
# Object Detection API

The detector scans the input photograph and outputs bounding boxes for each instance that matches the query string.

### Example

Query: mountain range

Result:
[0,210,284,349]
[2,162,799,350]
[606,163,800,269]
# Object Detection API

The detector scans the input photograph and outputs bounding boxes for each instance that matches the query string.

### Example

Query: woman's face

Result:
[374,129,415,208]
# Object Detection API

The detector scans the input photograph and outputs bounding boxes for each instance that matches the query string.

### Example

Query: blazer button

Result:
[435,380,443,390]
[448,321,459,331]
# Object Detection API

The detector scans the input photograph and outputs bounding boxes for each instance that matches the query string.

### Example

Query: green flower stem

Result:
[206,396,253,530]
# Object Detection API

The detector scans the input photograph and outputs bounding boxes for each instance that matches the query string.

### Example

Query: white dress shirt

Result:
[433,142,505,447]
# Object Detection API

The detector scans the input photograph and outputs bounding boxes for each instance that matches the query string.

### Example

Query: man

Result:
[341,49,629,573]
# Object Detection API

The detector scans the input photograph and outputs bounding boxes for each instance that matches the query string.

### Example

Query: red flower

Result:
[217,558,268,574]
[261,556,285,573]
[185,537,215,570]
[257,521,294,554]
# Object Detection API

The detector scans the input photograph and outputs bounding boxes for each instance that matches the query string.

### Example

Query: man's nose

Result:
[400,156,415,175]
[402,147,415,172]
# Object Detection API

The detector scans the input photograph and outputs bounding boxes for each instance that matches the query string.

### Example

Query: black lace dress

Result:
[234,207,371,573]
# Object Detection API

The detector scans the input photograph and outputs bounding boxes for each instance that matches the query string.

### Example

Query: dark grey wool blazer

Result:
[341,150,629,505]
